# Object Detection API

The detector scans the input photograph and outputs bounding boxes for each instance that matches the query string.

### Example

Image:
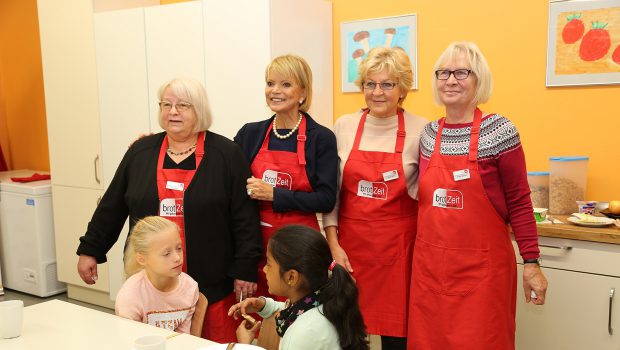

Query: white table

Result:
[0,299,218,349]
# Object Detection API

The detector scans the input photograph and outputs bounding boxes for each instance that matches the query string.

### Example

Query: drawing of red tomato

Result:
[579,22,611,61]
[562,14,584,44]
[613,45,620,65]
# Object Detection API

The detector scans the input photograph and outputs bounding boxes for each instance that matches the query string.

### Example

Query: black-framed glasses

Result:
[158,101,193,112]
[363,81,398,91]
[435,69,472,80]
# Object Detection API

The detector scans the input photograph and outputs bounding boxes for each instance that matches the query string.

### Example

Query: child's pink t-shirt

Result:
[115,269,199,333]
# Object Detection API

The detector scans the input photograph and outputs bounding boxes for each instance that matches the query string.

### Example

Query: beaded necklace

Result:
[167,143,197,156]
[272,112,303,139]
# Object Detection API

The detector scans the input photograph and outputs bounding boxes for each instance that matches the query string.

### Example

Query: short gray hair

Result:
[158,77,212,132]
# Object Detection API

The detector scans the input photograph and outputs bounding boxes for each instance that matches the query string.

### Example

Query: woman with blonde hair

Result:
[235,55,337,299]
[77,78,261,343]
[324,47,427,349]
[116,216,204,336]
[408,42,547,350]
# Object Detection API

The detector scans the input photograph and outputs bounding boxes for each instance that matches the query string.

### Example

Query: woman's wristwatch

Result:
[523,258,541,265]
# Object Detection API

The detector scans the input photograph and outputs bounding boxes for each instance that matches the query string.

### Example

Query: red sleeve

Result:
[497,146,539,260]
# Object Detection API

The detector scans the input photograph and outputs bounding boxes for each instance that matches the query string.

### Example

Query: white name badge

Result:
[166,181,184,191]
[382,170,399,182]
[160,198,184,217]
[453,169,471,181]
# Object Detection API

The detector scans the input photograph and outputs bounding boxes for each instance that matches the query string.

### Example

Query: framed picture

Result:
[340,14,417,93]
[546,0,620,86]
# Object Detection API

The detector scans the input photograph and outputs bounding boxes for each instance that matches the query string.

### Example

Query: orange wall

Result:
[0,0,49,171]
[333,0,620,201]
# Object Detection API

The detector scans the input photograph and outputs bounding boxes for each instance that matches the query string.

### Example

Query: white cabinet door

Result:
[145,1,206,133]
[37,0,103,189]
[94,8,151,188]
[515,265,620,349]
[51,185,109,292]
[202,0,271,139]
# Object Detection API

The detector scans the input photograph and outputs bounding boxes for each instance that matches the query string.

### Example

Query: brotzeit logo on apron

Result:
[159,198,184,217]
[432,188,464,209]
[262,169,292,190]
[357,180,388,200]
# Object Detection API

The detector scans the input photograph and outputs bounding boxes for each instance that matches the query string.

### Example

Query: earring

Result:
[298,99,304,105]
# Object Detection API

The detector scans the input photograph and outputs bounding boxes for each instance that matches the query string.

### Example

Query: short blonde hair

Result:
[124,216,179,277]
[355,47,413,104]
[432,42,493,106]
[158,78,212,132]
[265,55,313,112]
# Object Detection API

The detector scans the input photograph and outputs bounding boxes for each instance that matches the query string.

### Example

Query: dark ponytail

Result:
[270,225,369,350]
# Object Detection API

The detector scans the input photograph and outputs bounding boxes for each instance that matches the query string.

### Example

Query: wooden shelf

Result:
[536,215,620,244]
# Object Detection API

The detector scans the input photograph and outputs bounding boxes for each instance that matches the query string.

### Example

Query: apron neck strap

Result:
[352,108,406,153]
[434,107,483,163]
[468,108,483,163]
[261,114,308,166]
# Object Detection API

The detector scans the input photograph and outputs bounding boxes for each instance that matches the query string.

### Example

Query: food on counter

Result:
[572,213,600,223]
[609,200,620,214]
[549,177,585,214]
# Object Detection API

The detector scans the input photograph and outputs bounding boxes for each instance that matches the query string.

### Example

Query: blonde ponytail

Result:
[124,216,180,277]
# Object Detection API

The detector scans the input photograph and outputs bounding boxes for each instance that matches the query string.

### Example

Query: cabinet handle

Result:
[94,155,101,184]
[539,244,572,250]
[609,288,615,335]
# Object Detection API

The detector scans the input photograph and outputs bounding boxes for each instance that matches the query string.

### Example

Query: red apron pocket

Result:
[415,238,488,296]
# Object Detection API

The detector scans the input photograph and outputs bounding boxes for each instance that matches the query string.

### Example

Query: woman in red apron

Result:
[324,48,427,350]
[77,78,262,343]
[234,55,338,300]
[408,42,548,350]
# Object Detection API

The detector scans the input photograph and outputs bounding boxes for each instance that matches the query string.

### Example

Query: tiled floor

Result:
[0,288,113,314]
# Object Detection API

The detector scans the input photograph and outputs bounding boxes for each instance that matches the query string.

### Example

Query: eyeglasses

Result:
[363,81,398,91]
[159,101,193,112]
[435,69,472,80]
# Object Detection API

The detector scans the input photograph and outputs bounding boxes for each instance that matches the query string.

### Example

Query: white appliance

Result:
[0,170,66,296]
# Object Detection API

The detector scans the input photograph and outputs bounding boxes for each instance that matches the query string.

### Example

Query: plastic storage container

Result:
[527,172,549,209]
[549,156,589,214]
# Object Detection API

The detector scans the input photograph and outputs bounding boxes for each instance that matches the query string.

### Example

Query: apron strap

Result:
[468,108,483,163]
[395,108,406,154]
[297,115,308,165]
[432,108,484,163]
[352,108,406,153]
[260,115,308,166]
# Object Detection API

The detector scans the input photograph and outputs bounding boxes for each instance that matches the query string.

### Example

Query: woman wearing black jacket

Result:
[76,78,261,343]
[234,55,337,299]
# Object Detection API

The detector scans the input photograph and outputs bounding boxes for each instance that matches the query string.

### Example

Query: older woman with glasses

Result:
[76,77,261,343]
[234,54,338,300]
[407,42,548,350]
[323,47,427,350]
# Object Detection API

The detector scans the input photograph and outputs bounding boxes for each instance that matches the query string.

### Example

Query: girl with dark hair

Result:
[228,225,369,350]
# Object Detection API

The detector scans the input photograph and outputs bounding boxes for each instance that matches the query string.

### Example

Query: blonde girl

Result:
[115,216,206,335]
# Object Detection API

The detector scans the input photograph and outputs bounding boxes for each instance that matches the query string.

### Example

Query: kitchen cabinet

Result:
[513,236,620,349]
[38,0,332,307]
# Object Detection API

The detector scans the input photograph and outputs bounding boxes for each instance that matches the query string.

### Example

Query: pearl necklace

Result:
[273,112,303,139]
[167,143,196,156]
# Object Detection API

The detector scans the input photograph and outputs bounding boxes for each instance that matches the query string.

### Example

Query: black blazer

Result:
[234,113,337,213]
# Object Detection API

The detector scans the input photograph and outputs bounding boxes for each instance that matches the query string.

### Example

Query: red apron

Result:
[156,132,205,272]
[408,109,516,350]
[338,109,418,337]
[250,116,320,298]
